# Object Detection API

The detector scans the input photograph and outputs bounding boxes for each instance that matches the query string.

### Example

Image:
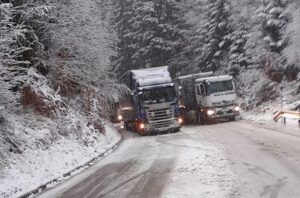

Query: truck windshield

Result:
[140,86,176,104]
[207,80,234,95]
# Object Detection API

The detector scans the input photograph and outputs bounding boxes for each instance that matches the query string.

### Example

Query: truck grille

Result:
[146,107,174,129]
[215,105,234,116]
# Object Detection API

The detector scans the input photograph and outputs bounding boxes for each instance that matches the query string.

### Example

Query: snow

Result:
[37,128,235,198]
[48,0,117,83]
[131,66,172,87]
[242,100,300,133]
[160,137,234,198]
[0,0,122,197]
[0,0,299,197]
[0,124,121,198]
[138,77,173,88]
[131,66,170,79]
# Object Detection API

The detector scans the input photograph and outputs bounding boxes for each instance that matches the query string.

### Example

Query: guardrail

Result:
[273,110,300,125]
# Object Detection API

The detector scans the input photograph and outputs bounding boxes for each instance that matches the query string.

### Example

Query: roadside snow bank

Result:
[241,99,299,133]
[0,124,120,198]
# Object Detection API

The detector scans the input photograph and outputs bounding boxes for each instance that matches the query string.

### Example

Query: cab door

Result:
[195,83,206,106]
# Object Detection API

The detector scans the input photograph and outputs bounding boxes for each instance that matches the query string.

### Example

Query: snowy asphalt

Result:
[38,121,300,198]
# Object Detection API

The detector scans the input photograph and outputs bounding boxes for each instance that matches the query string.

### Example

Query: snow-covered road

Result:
[38,121,300,198]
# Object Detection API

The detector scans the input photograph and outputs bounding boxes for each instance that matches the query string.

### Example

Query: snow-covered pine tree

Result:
[258,0,288,53]
[129,0,158,68]
[147,0,184,69]
[227,22,249,77]
[112,0,185,76]
[112,0,136,75]
[198,0,232,72]
[168,0,204,76]
[257,0,289,81]
[284,3,300,81]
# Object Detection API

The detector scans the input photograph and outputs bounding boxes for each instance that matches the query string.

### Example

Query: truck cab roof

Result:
[131,66,172,88]
[195,75,233,83]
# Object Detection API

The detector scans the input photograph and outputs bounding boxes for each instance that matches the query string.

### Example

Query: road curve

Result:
[38,121,300,198]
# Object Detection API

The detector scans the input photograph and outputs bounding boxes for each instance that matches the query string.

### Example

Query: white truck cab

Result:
[195,75,239,123]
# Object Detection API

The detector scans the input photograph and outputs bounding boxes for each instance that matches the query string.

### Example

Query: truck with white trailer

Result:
[120,66,182,135]
[174,72,240,124]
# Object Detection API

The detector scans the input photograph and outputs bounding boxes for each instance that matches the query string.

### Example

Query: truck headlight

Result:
[118,115,123,121]
[234,106,240,112]
[207,109,215,116]
[177,117,183,124]
[139,123,145,130]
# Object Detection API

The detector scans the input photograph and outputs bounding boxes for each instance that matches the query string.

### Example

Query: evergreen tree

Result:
[227,22,249,77]
[258,0,288,53]
[168,0,202,76]
[112,0,185,77]
[257,0,289,80]
[198,0,232,72]
[111,0,135,75]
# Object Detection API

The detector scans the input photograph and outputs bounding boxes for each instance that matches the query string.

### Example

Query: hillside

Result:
[0,0,121,197]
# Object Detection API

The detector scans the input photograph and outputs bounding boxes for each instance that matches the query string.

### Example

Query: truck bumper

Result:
[145,123,181,134]
[208,110,240,121]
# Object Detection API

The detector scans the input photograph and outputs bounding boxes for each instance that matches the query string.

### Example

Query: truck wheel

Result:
[138,129,147,136]
[199,112,209,125]
[204,114,213,125]
[174,128,181,133]
[229,116,236,122]
[124,121,129,130]
[198,112,205,125]
[133,123,138,133]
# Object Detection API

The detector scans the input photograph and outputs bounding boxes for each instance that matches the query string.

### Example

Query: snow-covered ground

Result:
[160,132,234,198]
[37,127,235,198]
[0,125,120,198]
[241,99,300,132]
[37,121,300,198]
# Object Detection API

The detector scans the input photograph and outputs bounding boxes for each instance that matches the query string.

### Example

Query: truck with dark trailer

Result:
[119,66,182,135]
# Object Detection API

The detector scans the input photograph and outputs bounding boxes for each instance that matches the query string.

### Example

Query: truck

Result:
[174,72,240,124]
[120,66,182,135]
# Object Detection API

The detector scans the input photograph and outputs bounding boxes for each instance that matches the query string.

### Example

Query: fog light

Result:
[139,123,145,130]
[207,109,215,116]
[234,106,240,111]
[178,117,183,124]
[118,115,123,121]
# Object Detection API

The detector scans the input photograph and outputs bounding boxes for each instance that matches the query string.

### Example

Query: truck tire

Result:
[124,121,130,130]
[203,113,214,125]
[198,112,210,125]
[229,116,236,122]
